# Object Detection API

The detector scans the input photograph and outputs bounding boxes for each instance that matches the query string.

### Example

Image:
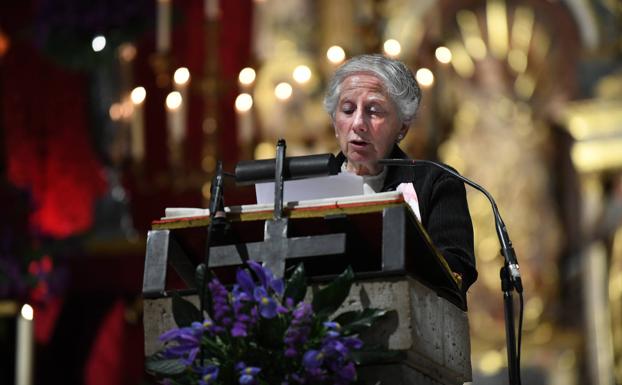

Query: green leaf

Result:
[350,349,405,365]
[172,292,201,327]
[334,308,389,336]
[202,335,227,359]
[195,263,213,318]
[145,356,186,375]
[284,263,307,304]
[312,266,354,318]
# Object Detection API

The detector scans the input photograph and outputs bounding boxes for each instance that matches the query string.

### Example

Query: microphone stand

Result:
[379,158,523,385]
[200,160,226,363]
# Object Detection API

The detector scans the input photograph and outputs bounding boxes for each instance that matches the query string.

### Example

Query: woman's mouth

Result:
[349,139,369,149]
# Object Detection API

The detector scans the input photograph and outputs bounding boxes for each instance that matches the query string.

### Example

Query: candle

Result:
[204,0,219,20]
[173,68,190,115]
[168,68,190,167]
[166,91,184,167]
[156,0,171,53]
[15,304,34,385]
[130,87,147,163]
[235,93,254,147]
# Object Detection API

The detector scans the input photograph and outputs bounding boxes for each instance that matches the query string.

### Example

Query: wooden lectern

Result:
[142,192,472,385]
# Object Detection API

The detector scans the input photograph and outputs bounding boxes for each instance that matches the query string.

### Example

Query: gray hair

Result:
[323,54,422,125]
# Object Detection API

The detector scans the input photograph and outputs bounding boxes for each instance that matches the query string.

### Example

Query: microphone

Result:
[235,154,341,185]
[378,158,523,293]
[209,161,225,216]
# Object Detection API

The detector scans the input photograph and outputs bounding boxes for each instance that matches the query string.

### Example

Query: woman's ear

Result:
[397,123,410,142]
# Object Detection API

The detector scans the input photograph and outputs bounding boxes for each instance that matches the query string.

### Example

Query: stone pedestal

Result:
[143,275,471,385]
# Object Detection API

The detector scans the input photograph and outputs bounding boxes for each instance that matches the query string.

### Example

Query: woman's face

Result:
[334,73,408,176]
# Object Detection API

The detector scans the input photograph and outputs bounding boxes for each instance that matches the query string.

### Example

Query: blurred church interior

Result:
[1,0,621,384]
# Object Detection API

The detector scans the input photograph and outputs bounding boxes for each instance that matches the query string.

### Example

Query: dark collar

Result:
[335,145,415,192]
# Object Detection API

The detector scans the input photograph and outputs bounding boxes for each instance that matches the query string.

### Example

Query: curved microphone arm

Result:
[379,158,524,385]
[378,158,523,292]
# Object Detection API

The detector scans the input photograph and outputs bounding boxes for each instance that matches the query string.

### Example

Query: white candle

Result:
[156,0,172,53]
[15,304,34,385]
[130,87,147,163]
[235,93,254,147]
[166,91,185,167]
[173,68,190,129]
[167,100,185,144]
[204,0,219,20]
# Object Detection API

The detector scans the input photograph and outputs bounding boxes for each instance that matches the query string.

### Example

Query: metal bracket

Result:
[142,229,196,298]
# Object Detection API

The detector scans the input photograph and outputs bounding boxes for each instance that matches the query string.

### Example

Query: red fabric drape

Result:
[84,300,144,385]
[1,43,106,238]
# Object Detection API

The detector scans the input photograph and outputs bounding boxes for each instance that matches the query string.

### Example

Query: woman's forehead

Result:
[339,73,388,98]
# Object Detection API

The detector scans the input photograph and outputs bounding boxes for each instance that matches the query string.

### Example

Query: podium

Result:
[142,193,473,385]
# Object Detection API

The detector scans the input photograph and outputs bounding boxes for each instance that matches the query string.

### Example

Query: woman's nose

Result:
[352,109,367,132]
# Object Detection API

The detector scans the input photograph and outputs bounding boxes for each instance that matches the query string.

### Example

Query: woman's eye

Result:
[341,103,355,114]
[367,106,383,115]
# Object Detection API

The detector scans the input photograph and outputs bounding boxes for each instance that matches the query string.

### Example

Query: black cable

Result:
[517,291,524,385]
[199,161,225,364]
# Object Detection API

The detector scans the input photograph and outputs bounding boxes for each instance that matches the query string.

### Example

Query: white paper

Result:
[164,207,210,219]
[255,172,364,204]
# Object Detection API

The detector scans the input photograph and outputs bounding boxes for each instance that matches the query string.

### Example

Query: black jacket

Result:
[337,146,478,291]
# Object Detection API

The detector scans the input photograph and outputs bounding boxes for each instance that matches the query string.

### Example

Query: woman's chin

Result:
[346,150,376,163]
[345,157,381,175]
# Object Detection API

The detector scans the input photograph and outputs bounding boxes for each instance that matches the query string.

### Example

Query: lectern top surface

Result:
[152,191,405,230]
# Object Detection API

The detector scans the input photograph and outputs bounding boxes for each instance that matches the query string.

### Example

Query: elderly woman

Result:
[324,54,477,291]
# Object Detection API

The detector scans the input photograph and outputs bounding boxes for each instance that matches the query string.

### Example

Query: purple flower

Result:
[323,321,342,338]
[270,277,284,296]
[247,261,269,287]
[277,304,289,314]
[302,350,324,369]
[283,302,313,356]
[344,336,363,350]
[292,302,312,322]
[231,288,259,337]
[236,268,256,296]
[323,321,340,330]
[284,347,298,358]
[289,373,305,384]
[158,321,207,366]
[209,278,232,330]
[247,261,284,296]
[231,321,248,337]
[198,365,220,385]
[254,286,277,319]
[337,362,357,382]
[236,362,261,385]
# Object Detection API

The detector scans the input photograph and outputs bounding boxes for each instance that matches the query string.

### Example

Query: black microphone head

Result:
[234,154,340,185]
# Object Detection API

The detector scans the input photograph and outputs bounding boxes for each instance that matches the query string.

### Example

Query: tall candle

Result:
[156,0,172,53]
[204,0,219,20]
[15,304,34,385]
[130,87,147,163]
[173,67,190,147]
[235,93,254,147]
[166,91,184,167]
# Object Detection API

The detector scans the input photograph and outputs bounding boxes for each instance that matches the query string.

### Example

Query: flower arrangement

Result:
[146,261,396,385]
